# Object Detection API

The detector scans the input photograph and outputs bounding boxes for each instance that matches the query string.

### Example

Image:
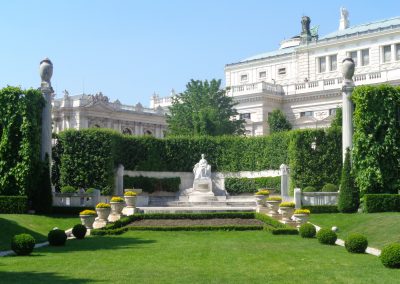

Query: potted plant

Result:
[279,201,295,222]
[110,196,125,215]
[95,203,111,221]
[254,189,270,206]
[266,196,282,214]
[293,209,311,225]
[124,191,137,208]
[79,209,97,229]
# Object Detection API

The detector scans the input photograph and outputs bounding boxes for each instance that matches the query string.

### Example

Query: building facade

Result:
[52,91,167,138]
[152,9,400,136]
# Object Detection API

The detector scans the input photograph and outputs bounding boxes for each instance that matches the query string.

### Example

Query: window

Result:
[259,71,266,78]
[278,68,286,75]
[361,49,369,66]
[329,55,337,71]
[240,113,251,119]
[396,44,400,61]
[349,51,358,66]
[318,57,326,73]
[300,111,314,117]
[383,45,391,62]
[329,108,337,116]
[240,74,248,81]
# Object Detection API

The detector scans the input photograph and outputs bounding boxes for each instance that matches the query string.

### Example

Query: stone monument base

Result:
[122,207,138,216]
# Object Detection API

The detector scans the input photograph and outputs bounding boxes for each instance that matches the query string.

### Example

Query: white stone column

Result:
[280,164,290,200]
[294,188,302,209]
[341,57,355,162]
[114,164,124,196]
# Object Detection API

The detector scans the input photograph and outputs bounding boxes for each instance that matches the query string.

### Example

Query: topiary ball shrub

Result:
[299,223,316,238]
[303,186,317,192]
[322,183,339,192]
[11,233,35,256]
[345,233,368,253]
[72,224,87,240]
[380,243,400,268]
[317,228,337,245]
[48,229,67,246]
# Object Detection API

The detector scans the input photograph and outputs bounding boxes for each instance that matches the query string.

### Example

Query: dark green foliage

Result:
[123,176,181,193]
[338,149,359,213]
[380,243,400,268]
[352,85,400,195]
[225,177,281,194]
[345,233,368,253]
[301,205,339,214]
[288,128,342,190]
[48,229,67,246]
[303,186,317,192]
[330,107,342,130]
[11,233,35,256]
[0,196,28,213]
[72,224,87,239]
[267,109,292,134]
[52,206,95,215]
[60,185,76,194]
[322,183,338,192]
[271,228,299,235]
[51,136,62,192]
[299,223,316,238]
[317,228,337,245]
[166,79,245,136]
[0,87,44,199]
[363,194,400,213]
[32,154,53,213]
[254,213,287,229]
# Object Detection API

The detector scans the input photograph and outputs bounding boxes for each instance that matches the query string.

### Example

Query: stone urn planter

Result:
[79,210,97,229]
[293,209,310,225]
[110,197,125,215]
[254,190,270,207]
[95,203,111,222]
[279,202,295,222]
[124,191,137,208]
[266,197,282,214]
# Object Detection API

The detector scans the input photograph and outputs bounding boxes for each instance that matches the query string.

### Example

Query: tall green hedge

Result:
[55,128,341,194]
[352,85,400,195]
[225,177,281,194]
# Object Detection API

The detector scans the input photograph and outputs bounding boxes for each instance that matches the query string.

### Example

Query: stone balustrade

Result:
[294,188,339,208]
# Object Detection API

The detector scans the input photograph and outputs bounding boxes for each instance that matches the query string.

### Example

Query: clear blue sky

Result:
[1,0,399,106]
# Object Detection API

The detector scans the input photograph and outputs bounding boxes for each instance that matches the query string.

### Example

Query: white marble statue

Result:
[193,154,211,179]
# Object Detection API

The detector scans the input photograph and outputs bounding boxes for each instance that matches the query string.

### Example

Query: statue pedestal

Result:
[188,178,216,202]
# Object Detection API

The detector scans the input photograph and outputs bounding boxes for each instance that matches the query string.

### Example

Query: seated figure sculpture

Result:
[190,154,214,197]
[193,154,211,180]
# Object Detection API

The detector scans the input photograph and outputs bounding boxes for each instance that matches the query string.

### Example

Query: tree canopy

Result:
[267,109,292,134]
[166,79,245,136]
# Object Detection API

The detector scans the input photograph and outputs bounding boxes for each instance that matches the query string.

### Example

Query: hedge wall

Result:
[55,128,341,194]
[363,194,400,213]
[0,196,28,213]
[123,176,181,193]
[225,177,281,195]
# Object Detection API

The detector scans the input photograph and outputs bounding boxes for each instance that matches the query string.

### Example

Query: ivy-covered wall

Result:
[352,85,400,195]
[55,128,341,194]
[0,86,44,199]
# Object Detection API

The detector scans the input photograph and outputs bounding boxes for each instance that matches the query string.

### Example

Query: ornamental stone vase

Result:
[80,215,96,229]
[39,58,53,85]
[280,207,294,222]
[110,202,125,215]
[254,195,267,207]
[266,200,281,214]
[293,213,309,225]
[124,196,137,208]
[341,58,355,81]
[96,208,111,222]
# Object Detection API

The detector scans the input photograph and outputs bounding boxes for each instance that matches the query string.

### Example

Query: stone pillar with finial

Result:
[39,58,54,162]
[341,57,355,162]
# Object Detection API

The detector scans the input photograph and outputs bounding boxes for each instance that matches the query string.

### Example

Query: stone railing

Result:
[294,188,339,208]
[52,190,101,207]
[228,81,284,96]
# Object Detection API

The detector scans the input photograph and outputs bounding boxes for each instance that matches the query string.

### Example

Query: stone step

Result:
[138,206,256,214]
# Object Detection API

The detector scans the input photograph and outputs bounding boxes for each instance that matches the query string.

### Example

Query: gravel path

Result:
[127,218,265,227]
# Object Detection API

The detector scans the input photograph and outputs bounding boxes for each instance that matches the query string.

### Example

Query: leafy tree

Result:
[267,109,292,134]
[338,148,359,213]
[166,79,245,136]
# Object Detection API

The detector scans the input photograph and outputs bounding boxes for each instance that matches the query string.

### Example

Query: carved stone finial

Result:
[341,58,355,82]
[39,58,53,86]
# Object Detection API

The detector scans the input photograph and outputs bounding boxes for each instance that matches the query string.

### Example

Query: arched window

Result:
[144,130,152,136]
[122,128,133,135]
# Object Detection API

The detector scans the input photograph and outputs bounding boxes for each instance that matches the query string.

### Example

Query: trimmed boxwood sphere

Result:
[299,223,316,238]
[380,243,400,268]
[345,233,368,253]
[317,228,337,245]
[72,224,87,240]
[48,229,67,246]
[11,233,35,256]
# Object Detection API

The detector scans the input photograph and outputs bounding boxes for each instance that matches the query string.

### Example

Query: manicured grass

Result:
[0,214,80,251]
[309,212,400,248]
[1,231,399,283]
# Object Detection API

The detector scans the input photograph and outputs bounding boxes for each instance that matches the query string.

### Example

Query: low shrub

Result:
[0,196,28,213]
[255,190,270,195]
[124,191,137,196]
[380,243,400,268]
[225,176,281,195]
[317,228,337,245]
[271,228,299,235]
[303,186,317,192]
[11,234,35,256]
[345,233,368,253]
[72,224,87,239]
[301,205,339,213]
[299,223,316,238]
[48,229,67,246]
[266,196,282,201]
[110,196,124,202]
[123,176,181,193]
[322,183,339,192]
[294,209,310,215]
[96,203,111,208]
[79,209,97,215]
[60,186,76,194]
[363,194,400,213]
[279,202,295,208]
[86,188,97,194]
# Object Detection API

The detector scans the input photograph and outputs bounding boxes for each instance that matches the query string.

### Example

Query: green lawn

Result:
[309,212,400,249]
[0,214,80,251]
[1,230,399,283]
